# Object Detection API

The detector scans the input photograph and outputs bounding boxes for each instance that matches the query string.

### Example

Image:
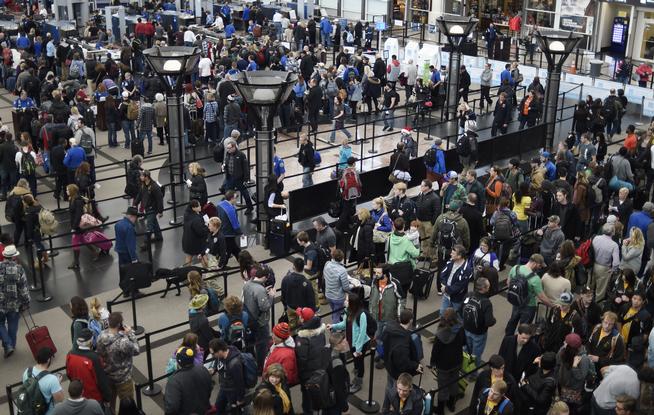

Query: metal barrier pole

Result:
[168,161,179,225]
[26,243,38,292]
[146,233,153,266]
[271,300,276,327]
[36,254,52,302]
[357,348,380,413]
[47,235,58,257]
[223,271,228,297]
[412,293,418,325]
[6,385,14,415]
[130,278,145,335]
[142,333,163,396]
[368,118,377,154]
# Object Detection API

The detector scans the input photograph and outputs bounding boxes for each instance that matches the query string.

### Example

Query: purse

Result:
[195,97,203,109]
[372,213,390,243]
[79,213,102,229]
[559,387,583,404]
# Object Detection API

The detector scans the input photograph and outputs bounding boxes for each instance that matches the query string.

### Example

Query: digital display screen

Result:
[612,23,625,43]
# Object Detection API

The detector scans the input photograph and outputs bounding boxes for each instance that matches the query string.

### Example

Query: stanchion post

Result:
[36,254,52,302]
[47,235,58,257]
[142,333,162,396]
[271,300,276,327]
[146,233,153,266]
[368,122,377,154]
[6,385,14,415]
[168,162,179,225]
[412,292,418,325]
[26,243,38,292]
[357,348,380,413]
[223,271,228,297]
[129,278,145,335]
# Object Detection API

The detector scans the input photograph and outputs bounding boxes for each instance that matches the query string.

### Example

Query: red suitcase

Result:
[23,311,57,359]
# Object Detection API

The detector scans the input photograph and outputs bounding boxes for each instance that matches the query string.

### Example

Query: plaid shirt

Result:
[204,101,218,123]
[137,103,155,132]
[0,260,30,314]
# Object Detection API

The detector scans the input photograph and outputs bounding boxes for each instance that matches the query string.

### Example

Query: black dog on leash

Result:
[155,266,205,298]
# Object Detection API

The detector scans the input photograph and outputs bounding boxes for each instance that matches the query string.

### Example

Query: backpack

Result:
[424,147,437,168]
[438,217,458,253]
[5,193,23,222]
[21,151,36,176]
[225,314,247,350]
[602,96,617,120]
[309,244,330,272]
[339,169,362,200]
[314,151,322,165]
[346,31,354,43]
[343,103,352,116]
[481,389,510,414]
[358,309,378,338]
[500,181,513,201]
[576,238,595,267]
[456,134,471,156]
[462,294,484,331]
[305,366,334,409]
[240,352,258,388]
[38,209,58,236]
[79,130,94,155]
[326,80,338,97]
[127,100,139,121]
[69,63,80,79]
[507,267,537,307]
[15,368,50,415]
[493,211,514,241]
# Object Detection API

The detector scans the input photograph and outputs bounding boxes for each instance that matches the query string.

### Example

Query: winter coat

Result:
[189,174,208,205]
[519,369,557,415]
[415,190,441,223]
[380,320,420,379]
[432,211,471,252]
[189,309,219,352]
[469,369,519,413]
[353,217,374,261]
[224,149,250,182]
[95,330,140,384]
[382,386,424,415]
[243,278,272,327]
[387,232,420,268]
[182,207,209,255]
[153,100,167,128]
[439,259,473,303]
[429,323,464,370]
[280,271,316,311]
[323,260,352,302]
[463,291,496,335]
[263,337,299,385]
[294,317,327,383]
[255,380,295,415]
[498,335,541,381]
[216,346,245,400]
[164,364,213,415]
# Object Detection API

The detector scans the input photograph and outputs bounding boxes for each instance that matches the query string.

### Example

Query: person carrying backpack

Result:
[382,373,425,415]
[603,89,622,139]
[73,118,97,184]
[336,157,361,232]
[504,254,553,336]
[432,200,471,295]
[243,269,274,372]
[424,138,446,185]
[15,143,38,196]
[208,339,248,415]
[19,347,65,415]
[473,379,515,415]
[369,265,404,370]
[295,307,328,415]
[490,198,520,269]
[463,277,496,368]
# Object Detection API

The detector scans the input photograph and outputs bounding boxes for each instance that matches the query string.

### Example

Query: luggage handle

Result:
[21,308,37,330]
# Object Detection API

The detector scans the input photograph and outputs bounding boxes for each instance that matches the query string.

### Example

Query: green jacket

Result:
[388,232,420,268]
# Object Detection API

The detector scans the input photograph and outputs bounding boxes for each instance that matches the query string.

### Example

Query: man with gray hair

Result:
[404,59,418,102]
[536,215,565,266]
[221,139,253,215]
[592,223,621,302]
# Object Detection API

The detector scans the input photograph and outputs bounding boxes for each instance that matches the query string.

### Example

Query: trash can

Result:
[590,59,603,78]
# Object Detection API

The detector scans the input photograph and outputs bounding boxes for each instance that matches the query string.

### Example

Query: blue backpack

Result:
[314,151,322,165]
[482,389,510,413]
[240,352,258,388]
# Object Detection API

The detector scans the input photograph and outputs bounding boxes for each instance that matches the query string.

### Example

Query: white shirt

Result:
[273,12,282,23]
[198,57,212,77]
[184,30,195,43]
[281,17,290,29]
[212,16,224,30]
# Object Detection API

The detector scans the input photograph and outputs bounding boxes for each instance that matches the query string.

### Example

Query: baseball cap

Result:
[445,171,458,181]
[296,307,315,321]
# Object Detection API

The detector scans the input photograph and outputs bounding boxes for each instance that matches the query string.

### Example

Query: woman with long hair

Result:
[166,332,205,373]
[182,199,208,266]
[22,194,48,264]
[238,250,257,281]
[620,227,645,275]
[352,208,374,266]
[557,240,584,292]
[572,171,590,234]
[255,363,295,415]
[329,292,370,393]
[187,162,208,205]
[67,184,86,269]
[75,161,93,199]
[253,389,276,415]
[105,94,119,147]
[556,333,594,414]
[69,296,89,348]
[370,196,392,264]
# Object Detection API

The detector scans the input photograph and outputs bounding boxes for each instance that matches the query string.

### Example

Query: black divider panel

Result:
[288,124,546,224]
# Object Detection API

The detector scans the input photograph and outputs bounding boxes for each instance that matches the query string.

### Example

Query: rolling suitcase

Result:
[23,311,57,359]
[411,260,435,300]
[269,219,291,257]
[82,230,113,252]
[119,261,153,293]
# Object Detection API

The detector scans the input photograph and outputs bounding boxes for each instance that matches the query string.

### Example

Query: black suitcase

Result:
[269,220,291,257]
[131,138,144,157]
[411,261,435,300]
[119,262,153,292]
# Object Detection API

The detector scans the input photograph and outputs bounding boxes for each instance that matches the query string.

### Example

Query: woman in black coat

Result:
[430,308,465,413]
[67,184,87,270]
[206,216,227,269]
[182,200,209,265]
[256,363,295,415]
[573,101,591,143]
[352,208,374,265]
[187,162,208,205]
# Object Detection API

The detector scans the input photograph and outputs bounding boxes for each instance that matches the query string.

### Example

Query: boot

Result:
[349,377,362,394]
[446,396,456,412]
[434,401,445,415]
[68,251,80,269]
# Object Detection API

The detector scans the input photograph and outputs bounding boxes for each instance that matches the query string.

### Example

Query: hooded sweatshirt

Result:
[51,398,104,415]
[388,231,419,267]
[429,322,464,370]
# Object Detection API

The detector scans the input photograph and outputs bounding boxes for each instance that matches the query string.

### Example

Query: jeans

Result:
[139,130,153,153]
[480,86,492,111]
[383,108,395,129]
[329,122,352,141]
[108,122,118,146]
[254,324,270,372]
[54,173,68,200]
[440,294,463,319]
[405,84,413,103]
[0,311,19,351]
[505,305,536,336]
[327,298,345,324]
[374,320,387,358]
[121,120,136,147]
[205,121,218,143]
[223,177,253,210]
[145,211,162,240]
[302,166,314,187]
[322,31,332,47]
[224,122,238,140]
[605,118,616,137]
[465,331,488,368]
[0,167,16,196]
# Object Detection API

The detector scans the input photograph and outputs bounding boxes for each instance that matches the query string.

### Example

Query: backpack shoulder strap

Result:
[498,398,510,413]
[609,333,619,358]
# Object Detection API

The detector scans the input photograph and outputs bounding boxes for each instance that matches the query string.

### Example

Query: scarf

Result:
[218,200,240,232]
[275,383,291,414]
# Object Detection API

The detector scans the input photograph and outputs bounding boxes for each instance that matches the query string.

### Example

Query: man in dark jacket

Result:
[221,139,253,214]
[134,169,164,249]
[518,351,557,415]
[463,277,496,369]
[294,307,327,415]
[115,207,139,296]
[0,134,18,199]
[472,379,515,415]
[381,308,422,397]
[280,258,317,330]
[65,328,111,405]
[382,373,424,415]
[468,355,518,414]
[306,78,323,133]
[439,244,473,316]
[209,339,246,414]
[464,170,486,212]
[459,193,484,253]
[491,92,511,136]
[415,179,441,262]
[164,346,212,415]
[459,65,471,102]
[325,332,350,414]
[50,138,68,202]
[373,55,386,82]
[389,181,416,226]
[498,324,541,381]
[297,133,315,187]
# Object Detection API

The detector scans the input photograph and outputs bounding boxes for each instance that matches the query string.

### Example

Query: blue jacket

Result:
[320,18,333,34]
[429,146,446,174]
[16,36,29,49]
[544,161,556,181]
[371,208,392,232]
[627,211,652,243]
[500,69,514,86]
[225,24,235,38]
[439,258,473,303]
[63,147,87,170]
[114,217,137,261]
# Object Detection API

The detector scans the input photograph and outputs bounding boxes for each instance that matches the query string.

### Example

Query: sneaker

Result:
[437,288,443,296]
[349,381,362,394]
[375,359,385,369]
[4,347,14,358]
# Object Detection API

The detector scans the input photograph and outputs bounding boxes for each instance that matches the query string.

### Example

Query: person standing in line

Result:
[51,380,104,415]
[136,96,155,155]
[163,346,213,415]
[133,169,164,250]
[323,249,352,324]
[463,277,496,369]
[217,190,242,262]
[22,347,65,414]
[243,267,274,371]
[382,84,400,132]
[65,328,112,406]
[405,59,417,103]
[504,254,552,336]
[114,207,139,298]
[480,63,493,114]
[221,139,253,215]
[0,244,29,358]
[439,244,473,317]
[297,133,315,188]
[430,308,465,415]
[154,93,168,145]
[492,92,511,136]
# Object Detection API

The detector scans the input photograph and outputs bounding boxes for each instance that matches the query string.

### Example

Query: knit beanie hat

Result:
[272,322,290,340]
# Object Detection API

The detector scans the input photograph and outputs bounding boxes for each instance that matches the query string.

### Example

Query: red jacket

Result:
[263,341,299,386]
[66,348,111,403]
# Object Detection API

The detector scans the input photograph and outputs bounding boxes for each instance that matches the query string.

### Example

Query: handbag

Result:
[79,213,102,229]
[372,213,390,243]
[559,386,583,404]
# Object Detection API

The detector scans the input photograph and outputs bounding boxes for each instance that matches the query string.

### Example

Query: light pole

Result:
[230,71,297,237]
[534,29,582,150]
[436,15,477,121]
[142,46,201,225]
